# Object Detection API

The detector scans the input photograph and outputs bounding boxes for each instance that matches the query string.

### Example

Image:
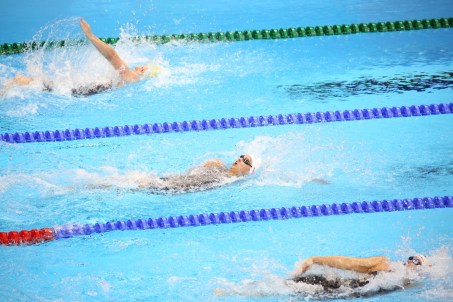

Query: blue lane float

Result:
[1,103,452,144]
[51,195,452,242]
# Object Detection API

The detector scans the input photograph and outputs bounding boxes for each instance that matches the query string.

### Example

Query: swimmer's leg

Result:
[1,75,34,96]
[12,75,34,85]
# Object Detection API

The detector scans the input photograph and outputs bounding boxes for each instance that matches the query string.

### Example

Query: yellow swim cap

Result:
[143,65,162,78]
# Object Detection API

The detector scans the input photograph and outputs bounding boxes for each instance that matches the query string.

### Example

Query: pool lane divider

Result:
[1,102,452,144]
[1,17,452,55]
[1,196,451,246]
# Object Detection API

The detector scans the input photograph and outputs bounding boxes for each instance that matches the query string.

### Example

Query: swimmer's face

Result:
[134,65,149,75]
[229,154,252,177]
[406,255,423,269]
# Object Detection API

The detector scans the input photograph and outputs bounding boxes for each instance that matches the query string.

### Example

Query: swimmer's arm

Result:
[79,18,138,82]
[202,159,227,169]
[295,256,390,274]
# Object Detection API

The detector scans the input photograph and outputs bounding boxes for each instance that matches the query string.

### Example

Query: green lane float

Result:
[1,18,452,55]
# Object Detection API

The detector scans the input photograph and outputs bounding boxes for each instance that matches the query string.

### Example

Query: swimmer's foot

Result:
[13,75,34,85]
[311,178,330,185]
[213,288,228,297]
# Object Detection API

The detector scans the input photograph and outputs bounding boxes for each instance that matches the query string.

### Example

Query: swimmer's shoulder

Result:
[202,159,227,170]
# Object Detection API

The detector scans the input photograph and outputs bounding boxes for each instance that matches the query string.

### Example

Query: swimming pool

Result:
[1,0,452,301]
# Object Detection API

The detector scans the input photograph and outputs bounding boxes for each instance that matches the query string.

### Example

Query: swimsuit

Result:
[293,275,370,291]
[71,83,113,97]
[42,81,114,97]
[292,274,371,290]
[145,165,231,194]
[291,272,410,298]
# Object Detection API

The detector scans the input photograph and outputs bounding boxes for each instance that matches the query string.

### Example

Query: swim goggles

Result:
[239,155,253,168]
[408,256,422,265]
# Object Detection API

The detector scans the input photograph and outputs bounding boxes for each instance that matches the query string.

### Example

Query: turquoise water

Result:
[1,0,453,301]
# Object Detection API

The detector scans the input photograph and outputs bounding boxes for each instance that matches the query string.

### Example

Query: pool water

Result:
[1,0,452,301]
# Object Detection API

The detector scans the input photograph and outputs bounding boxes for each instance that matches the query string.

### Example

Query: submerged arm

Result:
[296,256,390,274]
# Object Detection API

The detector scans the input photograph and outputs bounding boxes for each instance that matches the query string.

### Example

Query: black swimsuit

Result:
[142,166,230,194]
[71,83,113,97]
[292,274,371,290]
[43,82,113,97]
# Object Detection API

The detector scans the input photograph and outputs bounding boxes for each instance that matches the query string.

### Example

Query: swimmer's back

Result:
[141,164,230,194]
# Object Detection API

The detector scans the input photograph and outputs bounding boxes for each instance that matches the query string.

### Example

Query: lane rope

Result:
[1,17,452,55]
[1,195,451,246]
[1,102,452,144]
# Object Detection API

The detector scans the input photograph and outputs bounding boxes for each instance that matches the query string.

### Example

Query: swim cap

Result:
[143,65,161,78]
[415,254,427,265]
[248,154,261,174]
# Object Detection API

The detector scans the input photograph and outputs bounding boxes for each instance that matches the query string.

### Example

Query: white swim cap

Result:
[415,254,427,265]
[248,154,261,174]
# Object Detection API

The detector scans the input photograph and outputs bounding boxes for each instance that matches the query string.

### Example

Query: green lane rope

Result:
[1,17,452,55]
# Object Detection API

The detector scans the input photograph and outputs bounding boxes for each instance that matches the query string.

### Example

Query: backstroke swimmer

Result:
[214,254,431,298]
[2,18,160,96]
[290,254,430,289]
[87,153,329,193]
[91,154,260,194]
[138,154,258,193]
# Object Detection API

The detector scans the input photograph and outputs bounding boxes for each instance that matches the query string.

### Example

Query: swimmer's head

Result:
[229,154,258,177]
[405,254,430,269]
[134,64,161,78]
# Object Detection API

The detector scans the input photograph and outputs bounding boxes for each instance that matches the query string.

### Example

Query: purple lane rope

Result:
[49,195,451,241]
[2,195,451,245]
[1,103,452,144]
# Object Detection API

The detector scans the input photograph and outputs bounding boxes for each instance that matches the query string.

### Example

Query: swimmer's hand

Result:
[292,257,314,277]
[80,18,94,38]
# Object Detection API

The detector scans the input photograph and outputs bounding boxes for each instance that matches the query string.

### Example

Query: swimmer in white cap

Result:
[289,254,430,291]
[2,18,160,97]
[137,154,258,193]
[293,254,430,276]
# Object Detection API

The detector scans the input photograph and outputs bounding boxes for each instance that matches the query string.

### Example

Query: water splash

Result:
[0,131,369,196]
[0,163,238,196]
[213,246,452,300]
[236,131,365,187]
[416,246,453,301]
[1,17,163,100]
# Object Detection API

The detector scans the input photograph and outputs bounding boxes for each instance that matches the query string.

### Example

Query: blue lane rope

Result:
[1,103,452,144]
[53,195,452,240]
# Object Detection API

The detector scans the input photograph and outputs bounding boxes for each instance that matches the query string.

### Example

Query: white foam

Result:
[236,131,348,187]
[0,162,238,196]
[5,103,40,116]
[167,276,197,286]
[0,168,149,196]
[1,17,166,102]
[213,246,452,299]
